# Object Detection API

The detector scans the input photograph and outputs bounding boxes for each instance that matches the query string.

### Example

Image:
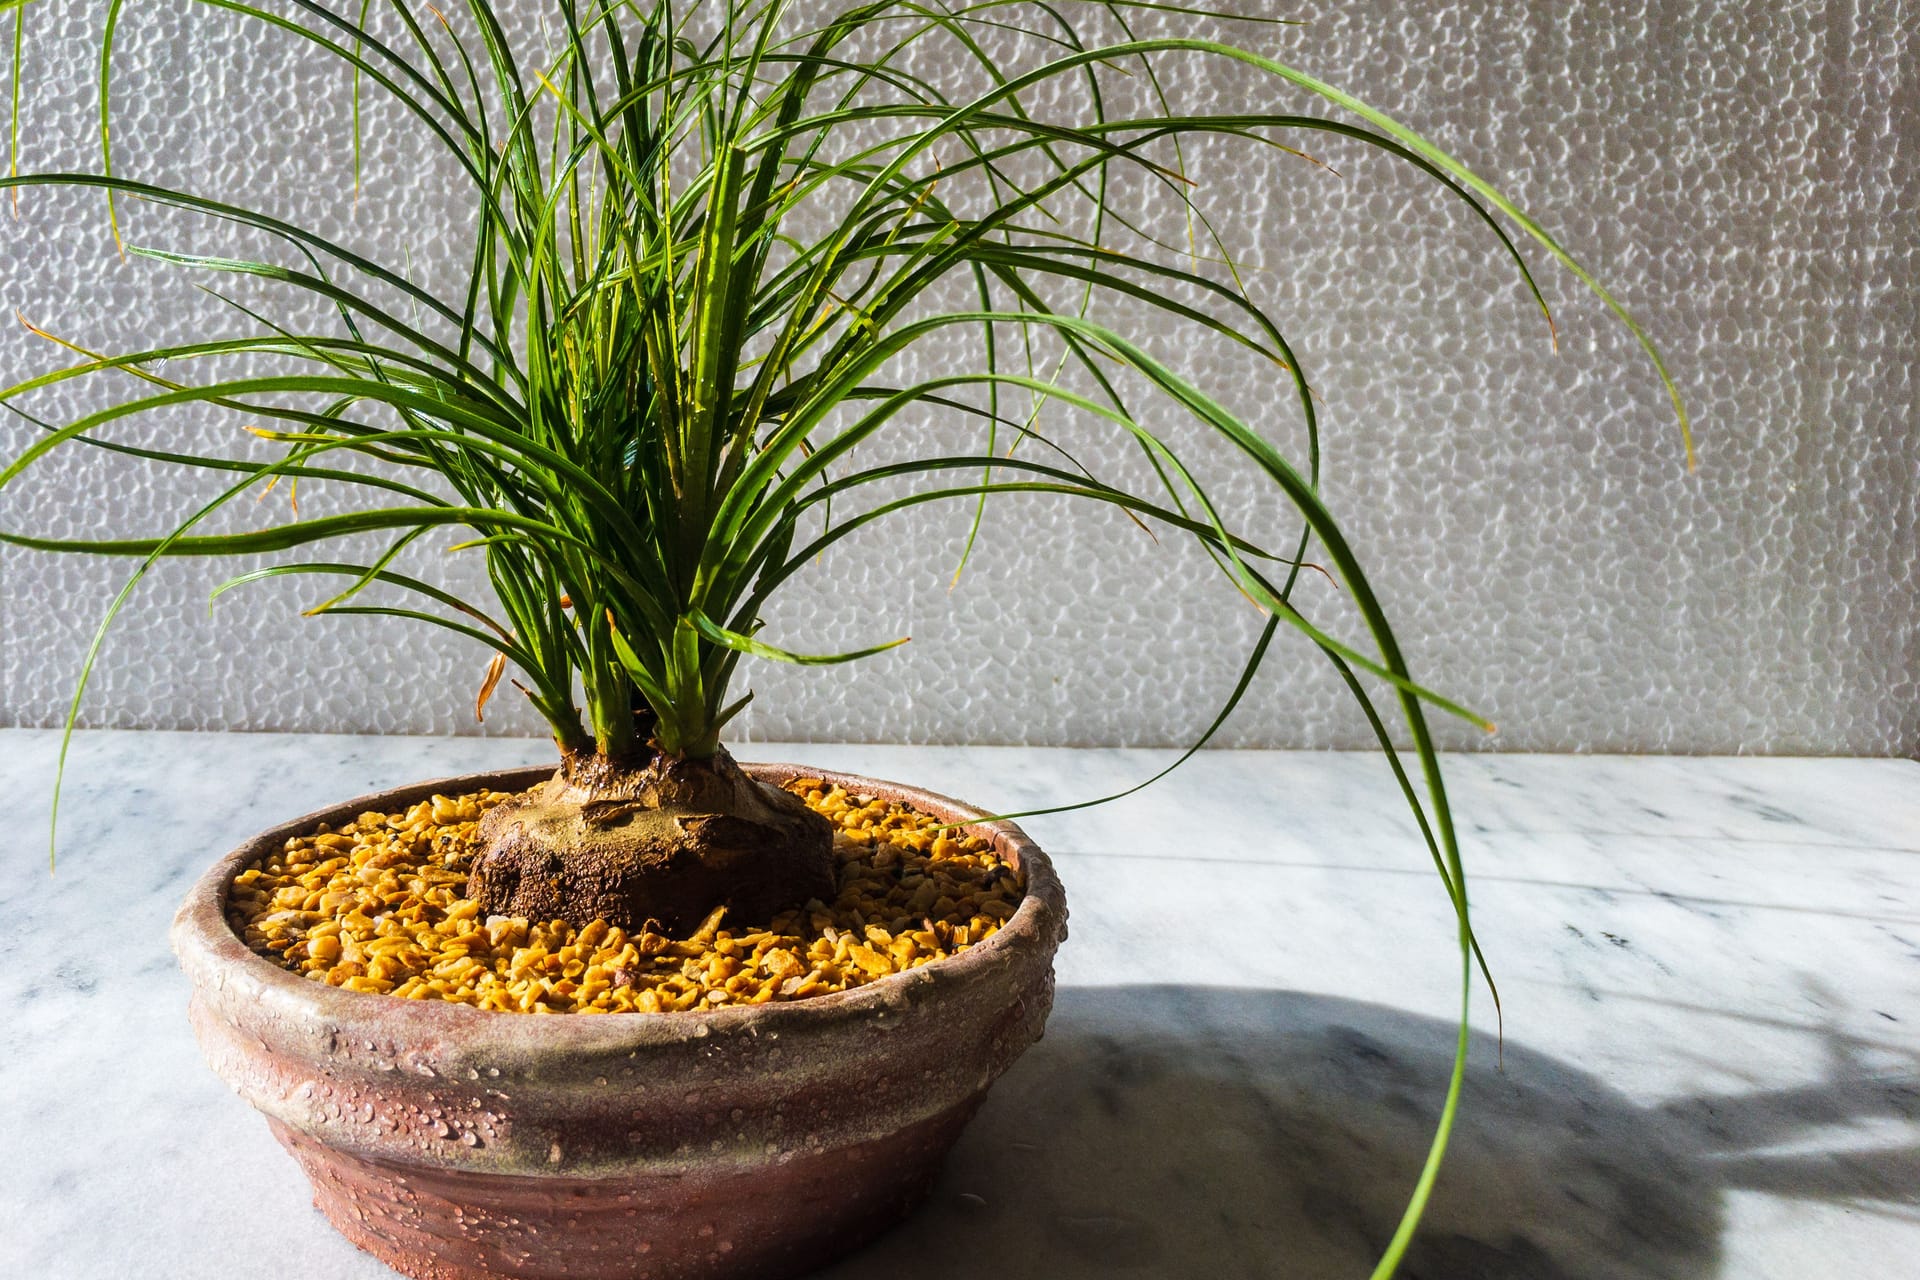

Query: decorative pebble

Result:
[228,779,1025,1013]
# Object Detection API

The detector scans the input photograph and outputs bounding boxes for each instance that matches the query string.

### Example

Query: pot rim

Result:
[171,760,1068,1054]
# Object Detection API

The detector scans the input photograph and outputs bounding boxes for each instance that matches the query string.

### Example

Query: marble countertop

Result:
[1,730,1915,1279]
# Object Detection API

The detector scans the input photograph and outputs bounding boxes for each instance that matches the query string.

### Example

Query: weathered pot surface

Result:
[172,763,1069,1280]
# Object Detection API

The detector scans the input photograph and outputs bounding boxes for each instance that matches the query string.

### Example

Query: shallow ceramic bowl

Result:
[171,763,1068,1280]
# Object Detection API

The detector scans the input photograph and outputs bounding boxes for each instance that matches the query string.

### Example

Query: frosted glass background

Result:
[1,0,1913,754]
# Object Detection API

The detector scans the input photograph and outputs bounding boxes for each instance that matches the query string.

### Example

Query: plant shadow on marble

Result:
[817,985,1919,1280]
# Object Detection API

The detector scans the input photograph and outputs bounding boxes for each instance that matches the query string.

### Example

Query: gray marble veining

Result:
[0,731,1915,1278]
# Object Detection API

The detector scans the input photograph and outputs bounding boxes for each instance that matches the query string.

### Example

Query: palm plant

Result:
[5,1,1685,1269]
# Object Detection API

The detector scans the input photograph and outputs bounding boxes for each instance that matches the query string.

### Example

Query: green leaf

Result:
[684,608,908,666]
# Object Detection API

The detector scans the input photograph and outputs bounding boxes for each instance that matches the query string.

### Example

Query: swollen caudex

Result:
[227,780,1025,1013]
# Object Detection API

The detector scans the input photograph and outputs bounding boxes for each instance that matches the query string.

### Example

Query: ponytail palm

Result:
[4,2,1684,1272]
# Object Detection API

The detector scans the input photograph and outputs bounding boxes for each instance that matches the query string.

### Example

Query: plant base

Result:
[467,748,836,934]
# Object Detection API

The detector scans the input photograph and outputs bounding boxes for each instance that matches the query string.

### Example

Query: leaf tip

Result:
[475,653,506,723]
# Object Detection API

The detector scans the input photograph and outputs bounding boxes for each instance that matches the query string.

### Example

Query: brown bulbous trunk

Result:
[465,747,837,934]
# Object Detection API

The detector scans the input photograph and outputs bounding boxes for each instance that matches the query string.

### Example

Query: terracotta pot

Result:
[171,763,1068,1280]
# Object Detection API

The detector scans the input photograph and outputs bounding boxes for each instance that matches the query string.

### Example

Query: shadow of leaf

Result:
[820,985,1728,1280]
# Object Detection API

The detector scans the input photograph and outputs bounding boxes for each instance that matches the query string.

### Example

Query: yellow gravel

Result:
[227,779,1025,1014]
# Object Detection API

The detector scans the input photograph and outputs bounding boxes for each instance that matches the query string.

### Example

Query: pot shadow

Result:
[815,985,1920,1280]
